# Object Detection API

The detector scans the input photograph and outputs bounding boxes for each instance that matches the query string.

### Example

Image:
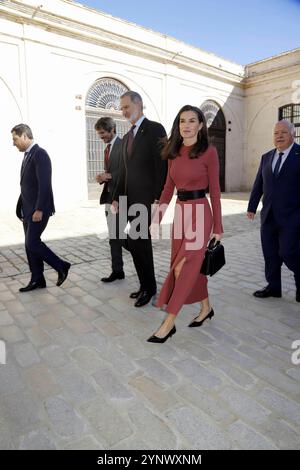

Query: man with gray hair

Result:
[247,119,300,302]
[112,91,167,307]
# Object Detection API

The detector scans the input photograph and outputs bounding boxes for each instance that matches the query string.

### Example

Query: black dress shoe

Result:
[129,289,142,299]
[134,290,156,307]
[57,262,71,287]
[253,286,281,298]
[188,309,214,328]
[19,278,46,292]
[101,271,125,283]
[147,326,176,343]
[296,288,300,302]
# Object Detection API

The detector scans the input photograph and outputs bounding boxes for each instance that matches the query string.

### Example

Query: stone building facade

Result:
[0,0,299,210]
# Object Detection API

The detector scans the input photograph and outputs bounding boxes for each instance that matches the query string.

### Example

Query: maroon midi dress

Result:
[154,144,223,316]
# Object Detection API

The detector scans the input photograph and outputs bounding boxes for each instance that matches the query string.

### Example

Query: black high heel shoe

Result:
[188,309,214,328]
[147,326,176,343]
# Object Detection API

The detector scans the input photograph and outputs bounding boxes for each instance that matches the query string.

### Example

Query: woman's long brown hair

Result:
[161,105,209,160]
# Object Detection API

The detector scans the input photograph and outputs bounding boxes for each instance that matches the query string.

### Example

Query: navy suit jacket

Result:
[248,142,300,227]
[16,144,55,221]
[99,137,122,205]
[113,118,167,207]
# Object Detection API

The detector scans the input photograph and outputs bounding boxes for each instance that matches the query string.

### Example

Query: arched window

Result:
[279,104,300,144]
[85,78,130,191]
[86,78,128,110]
[200,100,226,191]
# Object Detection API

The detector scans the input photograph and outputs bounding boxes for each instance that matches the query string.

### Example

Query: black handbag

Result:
[200,238,225,276]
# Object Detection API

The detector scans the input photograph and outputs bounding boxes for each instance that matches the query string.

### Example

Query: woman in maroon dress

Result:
[147,105,223,343]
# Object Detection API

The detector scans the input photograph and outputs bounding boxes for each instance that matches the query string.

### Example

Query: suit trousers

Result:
[261,209,300,291]
[23,217,64,281]
[127,205,156,293]
[105,205,125,273]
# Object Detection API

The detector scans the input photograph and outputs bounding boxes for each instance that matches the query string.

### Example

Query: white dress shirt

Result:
[272,142,294,173]
[132,115,145,137]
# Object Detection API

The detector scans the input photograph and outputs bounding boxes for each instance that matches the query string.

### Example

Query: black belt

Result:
[177,189,206,201]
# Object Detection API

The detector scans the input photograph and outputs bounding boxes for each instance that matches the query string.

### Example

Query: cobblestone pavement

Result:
[0,194,299,450]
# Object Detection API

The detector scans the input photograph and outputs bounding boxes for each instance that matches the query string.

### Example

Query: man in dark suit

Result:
[12,124,70,292]
[247,120,300,302]
[95,117,125,282]
[112,91,167,307]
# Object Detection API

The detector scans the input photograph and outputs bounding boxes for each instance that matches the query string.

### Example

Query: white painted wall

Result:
[1,0,298,213]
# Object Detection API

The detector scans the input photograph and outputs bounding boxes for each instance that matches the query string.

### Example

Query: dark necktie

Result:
[126,125,136,156]
[273,152,284,177]
[104,143,111,171]
[21,151,29,173]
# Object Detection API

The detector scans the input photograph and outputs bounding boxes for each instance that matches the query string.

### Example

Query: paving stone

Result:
[37,313,64,331]
[286,367,300,382]
[129,375,178,412]
[22,363,61,398]
[0,364,25,395]
[0,325,25,343]
[50,328,82,349]
[21,301,49,317]
[237,344,288,369]
[93,368,134,400]
[100,345,138,376]
[167,406,234,450]
[213,343,259,370]
[0,310,14,326]
[40,344,69,368]
[258,418,300,450]
[0,391,44,436]
[80,397,133,447]
[0,291,16,301]
[78,331,109,353]
[72,304,102,321]
[226,420,278,449]
[81,295,103,308]
[0,430,15,450]
[46,304,75,319]
[92,318,124,337]
[265,345,293,364]
[174,340,214,362]
[63,435,104,450]
[70,347,106,374]
[172,358,222,389]
[59,294,79,307]
[13,342,40,367]
[152,345,183,364]
[64,287,86,297]
[45,396,87,438]
[63,317,94,335]
[110,435,150,450]
[201,325,241,347]
[135,358,178,387]
[210,358,256,389]
[175,384,236,425]
[252,365,300,396]
[13,313,36,328]
[25,326,52,347]
[256,331,295,350]
[257,388,300,427]
[54,367,98,404]
[128,402,177,450]
[219,387,271,425]
[18,428,57,450]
